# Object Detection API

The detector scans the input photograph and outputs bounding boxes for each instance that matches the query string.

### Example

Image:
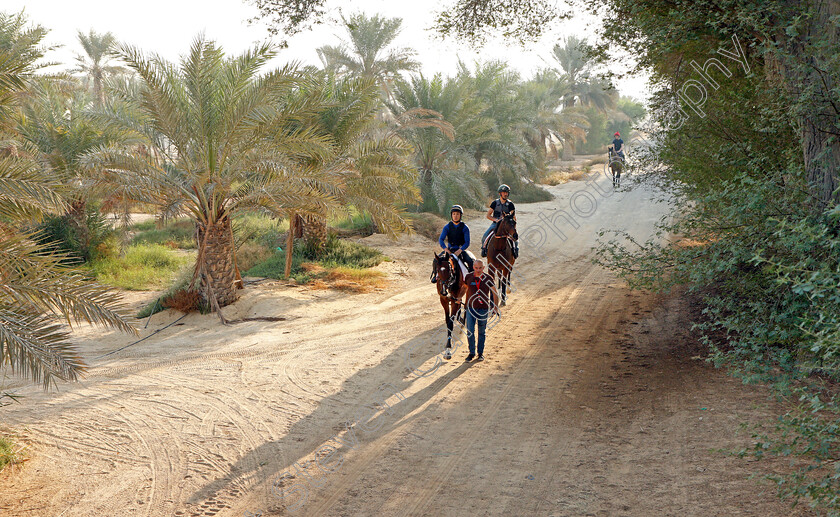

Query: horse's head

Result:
[495,213,517,237]
[433,252,457,296]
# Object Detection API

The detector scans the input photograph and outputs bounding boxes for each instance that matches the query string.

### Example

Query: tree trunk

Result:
[768,0,840,211]
[285,213,296,279]
[802,118,840,211]
[65,198,90,260]
[561,139,575,161]
[195,216,238,309]
[300,213,328,249]
[800,0,840,211]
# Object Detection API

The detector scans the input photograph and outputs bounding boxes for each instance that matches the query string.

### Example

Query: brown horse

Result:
[608,145,623,187]
[432,251,467,359]
[486,214,516,306]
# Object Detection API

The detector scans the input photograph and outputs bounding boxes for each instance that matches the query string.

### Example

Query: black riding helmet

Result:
[498,184,511,193]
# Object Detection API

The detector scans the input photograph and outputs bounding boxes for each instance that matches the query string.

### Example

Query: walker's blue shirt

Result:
[439,221,470,251]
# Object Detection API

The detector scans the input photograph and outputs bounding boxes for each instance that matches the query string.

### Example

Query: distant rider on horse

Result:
[481,184,519,259]
[612,131,625,161]
[431,204,474,283]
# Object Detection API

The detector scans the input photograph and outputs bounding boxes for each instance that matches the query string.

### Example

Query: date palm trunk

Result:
[285,212,296,279]
[299,213,328,248]
[195,215,238,311]
[561,139,575,161]
[66,198,90,260]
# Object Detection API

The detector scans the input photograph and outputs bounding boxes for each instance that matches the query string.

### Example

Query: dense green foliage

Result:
[0,11,133,389]
[35,206,118,263]
[590,0,840,511]
[249,0,565,44]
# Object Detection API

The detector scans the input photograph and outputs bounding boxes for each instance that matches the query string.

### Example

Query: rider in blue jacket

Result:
[431,205,474,283]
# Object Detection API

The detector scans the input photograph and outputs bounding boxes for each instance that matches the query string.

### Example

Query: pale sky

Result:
[8,0,649,100]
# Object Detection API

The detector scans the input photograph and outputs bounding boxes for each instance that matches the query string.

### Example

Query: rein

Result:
[436,254,462,299]
[493,216,515,239]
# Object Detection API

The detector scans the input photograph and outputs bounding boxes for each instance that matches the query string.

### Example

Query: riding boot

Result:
[481,246,487,257]
[513,241,519,259]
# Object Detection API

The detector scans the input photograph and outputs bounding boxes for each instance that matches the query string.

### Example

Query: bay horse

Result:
[431,251,467,359]
[608,145,623,187]
[486,214,516,306]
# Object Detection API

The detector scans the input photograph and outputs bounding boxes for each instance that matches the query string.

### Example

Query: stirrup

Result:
[481,247,487,257]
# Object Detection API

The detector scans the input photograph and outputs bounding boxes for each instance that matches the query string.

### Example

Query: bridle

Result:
[434,252,460,298]
[493,214,516,248]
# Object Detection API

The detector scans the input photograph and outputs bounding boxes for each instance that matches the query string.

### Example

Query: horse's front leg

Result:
[455,299,465,325]
[501,269,511,306]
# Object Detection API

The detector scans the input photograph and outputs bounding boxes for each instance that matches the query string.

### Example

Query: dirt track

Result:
[0,170,810,516]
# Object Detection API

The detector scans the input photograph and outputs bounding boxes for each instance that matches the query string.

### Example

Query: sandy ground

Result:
[0,170,812,516]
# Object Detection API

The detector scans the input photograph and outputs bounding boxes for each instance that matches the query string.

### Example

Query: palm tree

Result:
[88,37,337,314]
[552,36,616,112]
[456,60,538,182]
[72,29,126,107]
[518,71,589,162]
[291,72,419,249]
[16,78,127,257]
[0,12,133,388]
[317,13,418,96]
[387,74,487,212]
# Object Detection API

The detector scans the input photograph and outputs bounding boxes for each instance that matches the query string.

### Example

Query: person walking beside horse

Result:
[463,259,499,362]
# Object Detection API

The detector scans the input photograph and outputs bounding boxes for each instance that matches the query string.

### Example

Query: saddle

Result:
[436,250,475,276]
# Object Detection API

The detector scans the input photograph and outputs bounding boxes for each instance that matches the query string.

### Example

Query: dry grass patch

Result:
[569,169,590,181]
[544,168,590,185]
[544,169,571,185]
[405,212,449,241]
[300,262,326,274]
[583,156,607,167]
[304,263,386,292]
[236,242,273,271]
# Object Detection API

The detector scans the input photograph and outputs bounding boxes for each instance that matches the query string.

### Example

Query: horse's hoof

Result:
[500,300,506,307]
[443,349,452,360]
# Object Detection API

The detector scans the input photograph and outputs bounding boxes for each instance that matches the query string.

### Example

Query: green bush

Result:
[483,171,553,204]
[419,172,489,216]
[131,219,195,249]
[35,206,117,263]
[91,244,191,290]
[333,209,375,234]
[591,32,840,510]
[128,219,156,232]
[233,213,287,248]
